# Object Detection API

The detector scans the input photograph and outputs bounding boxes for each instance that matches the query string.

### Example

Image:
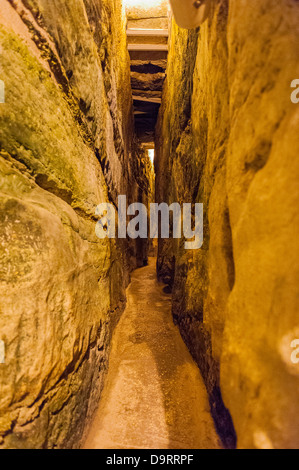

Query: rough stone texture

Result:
[0,0,150,448]
[131,60,167,74]
[131,72,165,92]
[156,0,299,449]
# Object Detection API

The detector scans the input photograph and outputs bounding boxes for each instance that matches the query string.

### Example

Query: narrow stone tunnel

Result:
[0,0,299,451]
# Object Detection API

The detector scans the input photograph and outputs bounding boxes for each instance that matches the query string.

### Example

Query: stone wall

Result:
[0,0,150,448]
[156,0,299,449]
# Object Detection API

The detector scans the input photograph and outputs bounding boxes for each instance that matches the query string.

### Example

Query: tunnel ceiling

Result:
[125,0,169,149]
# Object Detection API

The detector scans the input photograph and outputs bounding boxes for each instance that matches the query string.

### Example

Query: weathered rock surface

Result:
[131,60,167,74]
[156,0,299,449]
[0,0,150,448]
[131,72,165,92]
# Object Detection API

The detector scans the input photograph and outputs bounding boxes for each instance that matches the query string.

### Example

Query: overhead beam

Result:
[128,44,168,52]
[129,50,168,61]
[132,89,162,99]
[127,29,169,37]
[133,95,162,104]
[133,111,158,116]
[141,142,155,149]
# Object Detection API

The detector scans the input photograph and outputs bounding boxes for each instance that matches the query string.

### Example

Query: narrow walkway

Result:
[83,258,221,449]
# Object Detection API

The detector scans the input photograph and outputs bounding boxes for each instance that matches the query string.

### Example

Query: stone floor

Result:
[83,258,221,449]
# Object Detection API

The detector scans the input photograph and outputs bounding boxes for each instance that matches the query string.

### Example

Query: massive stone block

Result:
[0,0,150,448]
[156,0,299,449]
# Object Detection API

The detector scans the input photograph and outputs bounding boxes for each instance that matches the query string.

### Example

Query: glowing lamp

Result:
[168,0,209,29]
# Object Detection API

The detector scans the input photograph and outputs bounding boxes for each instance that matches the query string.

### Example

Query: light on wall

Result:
[124,0,208,29]
[148,149,155,164]
[124,0,164,8]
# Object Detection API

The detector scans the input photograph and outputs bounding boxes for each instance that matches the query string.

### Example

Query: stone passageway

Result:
[1,0,299,451]
[84,258,220,449]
